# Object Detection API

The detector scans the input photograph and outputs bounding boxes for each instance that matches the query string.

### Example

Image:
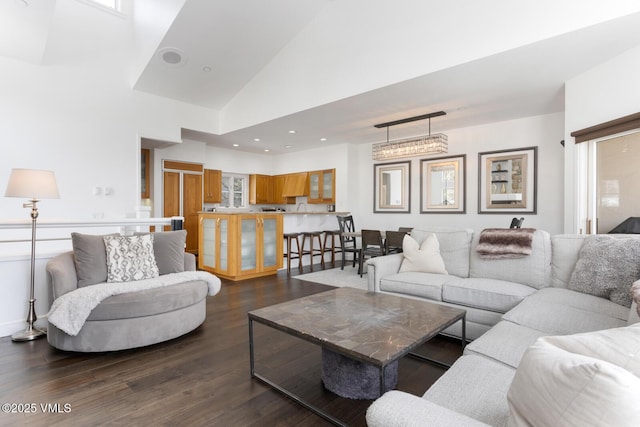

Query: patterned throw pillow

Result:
[103,234,159,283]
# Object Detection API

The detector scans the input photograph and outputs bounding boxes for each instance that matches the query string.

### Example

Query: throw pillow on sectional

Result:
[399,233,448,274]
[568,235,640,307]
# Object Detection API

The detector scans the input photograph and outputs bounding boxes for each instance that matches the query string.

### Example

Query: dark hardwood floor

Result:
[0,266,462,427]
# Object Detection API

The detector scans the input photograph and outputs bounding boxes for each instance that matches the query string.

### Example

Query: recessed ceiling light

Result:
[232,144,239,147]
[288,130,296,134]
[157,47,187,67]
[253,138,260,142]
[202,66,212,72]
[264,149,270,152]
[284,145,292,149]
[320,138,327,141]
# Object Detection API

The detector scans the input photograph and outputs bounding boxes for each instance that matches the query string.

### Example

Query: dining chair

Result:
[398,227,413,233]
[337,215,359,270]
[358,229,385,277]
[384,230,407,254]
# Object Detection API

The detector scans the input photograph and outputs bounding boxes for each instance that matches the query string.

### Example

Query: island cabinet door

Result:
[238,215,260,275]
[236,214,283,276]
[198,214,231,276]
[260,214,283,272]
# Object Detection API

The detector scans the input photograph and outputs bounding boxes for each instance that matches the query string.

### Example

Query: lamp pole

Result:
[12,199,46,341]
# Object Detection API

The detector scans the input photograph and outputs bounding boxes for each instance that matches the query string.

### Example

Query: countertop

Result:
[199,211,350,215]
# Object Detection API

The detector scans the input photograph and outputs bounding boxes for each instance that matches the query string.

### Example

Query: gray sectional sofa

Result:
[367,228,551,340]
[45,231,221,352]
[365,229,640,427]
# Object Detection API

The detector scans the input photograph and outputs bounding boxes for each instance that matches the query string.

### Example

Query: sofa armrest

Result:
[366,253,404,292]
[184,252,196,272]
[366,390,491,427]
[46,251,79,300]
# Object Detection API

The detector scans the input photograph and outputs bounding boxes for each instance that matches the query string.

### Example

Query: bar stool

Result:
[322,230,342,266]
[301,231,325,270]
[283,232,302,273]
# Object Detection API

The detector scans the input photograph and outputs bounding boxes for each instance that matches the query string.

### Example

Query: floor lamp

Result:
[4,168,60,341]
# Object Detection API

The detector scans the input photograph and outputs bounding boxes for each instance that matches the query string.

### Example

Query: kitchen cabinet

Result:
[198,214,231,276]
[163,160,203,253]
[282,172,308,197]
[307,169,335,204]
[249,174,273,204]
[198,213,283,280]
[204,169,222,203]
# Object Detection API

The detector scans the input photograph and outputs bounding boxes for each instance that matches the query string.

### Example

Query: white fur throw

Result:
[47,271,221,336]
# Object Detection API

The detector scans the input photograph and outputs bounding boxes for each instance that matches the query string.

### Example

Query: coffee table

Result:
[248,287,466,426]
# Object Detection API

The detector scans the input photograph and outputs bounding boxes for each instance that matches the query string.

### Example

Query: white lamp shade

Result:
[4,168,60,199]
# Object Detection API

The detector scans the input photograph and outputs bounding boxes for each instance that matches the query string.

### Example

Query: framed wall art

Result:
[420,155,466,213]
[373,161,411,213]
[478,146,537,214]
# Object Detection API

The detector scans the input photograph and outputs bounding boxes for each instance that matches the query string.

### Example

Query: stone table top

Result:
[248,287,465,367]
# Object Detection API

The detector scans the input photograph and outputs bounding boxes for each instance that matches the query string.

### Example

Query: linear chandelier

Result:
[372,111,448,161]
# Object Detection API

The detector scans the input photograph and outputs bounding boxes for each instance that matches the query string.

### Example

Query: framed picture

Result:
[420,155,466,213]
[373,161,411,213]
[478,146,537,214]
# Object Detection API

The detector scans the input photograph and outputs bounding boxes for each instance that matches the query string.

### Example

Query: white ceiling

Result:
[6,0,640,155]
[133,1,640,155]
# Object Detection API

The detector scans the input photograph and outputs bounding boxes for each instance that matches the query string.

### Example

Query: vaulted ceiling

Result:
[4,0,640,155]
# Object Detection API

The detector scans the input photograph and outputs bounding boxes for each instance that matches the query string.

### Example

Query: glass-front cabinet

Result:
[199,215,230,276]
[199,213,282,280]
[307,169,335,204]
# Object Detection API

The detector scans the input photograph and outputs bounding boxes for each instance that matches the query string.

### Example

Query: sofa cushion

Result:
[410,228,473,278]
[442,278,536,313]
[424,355,515,427]
[464,320,548,368]
[380,272,451,301]
[399,234,447,274]
[507,331,640,427]
[544,323,640,376]
[136,230,186,275]
[568,234,640,308]
[71,232,118,288]
[469,229,551,289]
[503,288,628,335]
[550,234,587,288]
[87,280,208,321]
[104,235,159,283]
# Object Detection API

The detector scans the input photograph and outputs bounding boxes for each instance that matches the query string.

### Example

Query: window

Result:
[76,0,123,14]
[221,174,247,208]
[582,131,640,234]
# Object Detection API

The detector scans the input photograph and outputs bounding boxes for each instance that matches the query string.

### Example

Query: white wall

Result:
[0,1,218,337]
[564,44,640,233]
[350,113,566,234]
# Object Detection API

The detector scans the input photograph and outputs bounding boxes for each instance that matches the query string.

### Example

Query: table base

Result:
[321,348,398,400]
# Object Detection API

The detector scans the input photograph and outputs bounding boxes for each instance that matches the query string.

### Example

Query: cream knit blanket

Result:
[47,271,221,336]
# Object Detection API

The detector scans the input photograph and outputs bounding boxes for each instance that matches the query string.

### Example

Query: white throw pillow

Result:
[507,327,640,427]
[104,234,159,283]
[399,233,448,274]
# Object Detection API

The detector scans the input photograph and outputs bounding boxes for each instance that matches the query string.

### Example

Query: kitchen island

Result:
[198,211,349,280]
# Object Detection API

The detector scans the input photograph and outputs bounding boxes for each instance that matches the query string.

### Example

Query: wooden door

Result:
[163,171,181,231]
[183,173,203,253]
